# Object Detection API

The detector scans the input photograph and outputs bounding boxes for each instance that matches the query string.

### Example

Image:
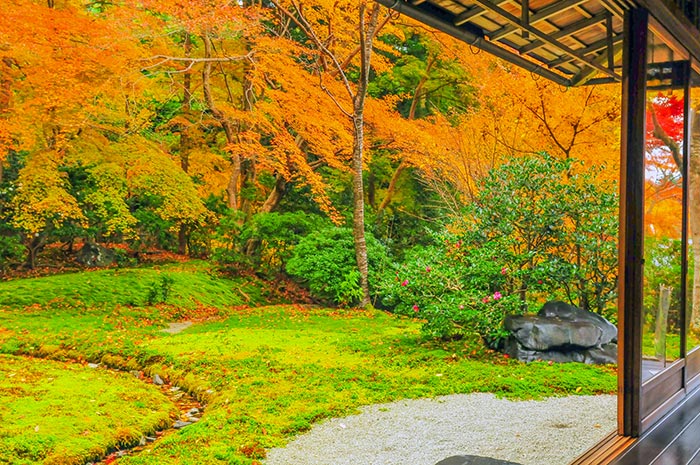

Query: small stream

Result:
[85,367,206,465]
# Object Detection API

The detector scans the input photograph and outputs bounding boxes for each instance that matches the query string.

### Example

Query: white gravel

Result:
[265,393,616,465]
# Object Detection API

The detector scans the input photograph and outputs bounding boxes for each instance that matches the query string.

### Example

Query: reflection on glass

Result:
[642,32,686,381]
[688,70,700,352]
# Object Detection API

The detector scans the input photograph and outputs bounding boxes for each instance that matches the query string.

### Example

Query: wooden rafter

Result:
[468,0,620,78]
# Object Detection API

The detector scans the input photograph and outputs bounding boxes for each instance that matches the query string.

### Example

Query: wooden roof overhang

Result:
[377,0,688,87]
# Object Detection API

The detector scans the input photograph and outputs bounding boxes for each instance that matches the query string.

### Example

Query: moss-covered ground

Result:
[0,262,617,464]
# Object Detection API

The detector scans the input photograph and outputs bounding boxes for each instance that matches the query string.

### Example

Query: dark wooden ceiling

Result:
[376,0,634,86]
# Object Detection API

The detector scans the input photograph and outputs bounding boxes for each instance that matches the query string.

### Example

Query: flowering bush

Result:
[376,155,618,346]
[376,241,522,347]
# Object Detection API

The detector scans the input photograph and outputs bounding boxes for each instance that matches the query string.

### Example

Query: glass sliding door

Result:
[641,32,688,382]
[617,7,700,444]
[687,67,700,386]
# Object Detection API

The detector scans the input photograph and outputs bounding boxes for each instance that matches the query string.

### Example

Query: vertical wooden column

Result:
[681,60,691,361]
[618,7,648,438]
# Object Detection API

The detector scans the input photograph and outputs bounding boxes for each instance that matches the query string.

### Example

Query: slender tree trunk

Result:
[350,3,381,308]
[352,111,371,307]
[244,177,286,256]
[376,162,407,219]
[202,33,240,210]
[239,52,256,217]
[178,33,193,255]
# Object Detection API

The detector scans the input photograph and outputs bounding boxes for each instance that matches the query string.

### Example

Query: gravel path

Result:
[265,393,616,465]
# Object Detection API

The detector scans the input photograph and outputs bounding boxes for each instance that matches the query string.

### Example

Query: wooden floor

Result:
[610,385,700,465]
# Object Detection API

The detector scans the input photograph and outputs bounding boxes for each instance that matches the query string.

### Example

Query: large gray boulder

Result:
[504,301,617,364]
[76,242,115,268]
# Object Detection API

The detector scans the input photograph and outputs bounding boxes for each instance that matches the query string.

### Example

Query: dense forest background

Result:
[0,0,626,343]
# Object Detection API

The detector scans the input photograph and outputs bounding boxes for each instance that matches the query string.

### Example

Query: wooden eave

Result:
[375,0,700,86]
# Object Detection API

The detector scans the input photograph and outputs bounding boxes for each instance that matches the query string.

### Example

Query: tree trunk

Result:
[25,234,45,269]
[178,33,192,256]
[202,33,240,210]
[350,3,381,308]
[376,162,407,219]
[244,176,286,256]
[239,53,256,217]
[352,111,371,307]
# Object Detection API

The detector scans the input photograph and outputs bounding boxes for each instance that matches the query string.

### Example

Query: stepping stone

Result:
[435,456,523,465]
[162,321,193,334]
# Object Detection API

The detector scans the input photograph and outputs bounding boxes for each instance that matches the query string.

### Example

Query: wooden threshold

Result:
[570,431,635,465]
[571,384,700,465]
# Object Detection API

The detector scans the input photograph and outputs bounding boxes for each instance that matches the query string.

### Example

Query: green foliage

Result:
[211,209,248,269]
[463,154,618,315]
[0,354,175,465]
[643,237,683,332]
[286,227,389,306]
[377,239,522,346]
[371,32,476,118]
[0,235,24,271]
[240,211,329,275]
[146,274,176,305]
[378,155,618,343]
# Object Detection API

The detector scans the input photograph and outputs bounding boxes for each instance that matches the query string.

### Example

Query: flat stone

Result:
[153,374,164,385]
[162,321,193,334]
[173,420,192,429]
[435,456,523,465]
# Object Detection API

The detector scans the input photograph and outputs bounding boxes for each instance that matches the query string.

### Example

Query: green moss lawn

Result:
[0,262,617,464]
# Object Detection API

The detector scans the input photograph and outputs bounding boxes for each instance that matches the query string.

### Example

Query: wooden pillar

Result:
[618,7,648,438]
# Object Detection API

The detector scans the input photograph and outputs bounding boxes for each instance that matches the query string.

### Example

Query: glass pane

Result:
[642,31,686,381]
[689,69,700,350]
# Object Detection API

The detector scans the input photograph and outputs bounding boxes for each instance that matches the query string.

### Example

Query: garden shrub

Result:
[377,239,522,346]
[286,227,389,306]
[240,211,328,275]
[378,154,619,346]
[0,235,24,271]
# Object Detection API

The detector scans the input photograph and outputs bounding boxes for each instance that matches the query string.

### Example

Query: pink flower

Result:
[459,304,464,310]
[493,291,502,300]
[503,354,510,359]
[425,266,431,272]
[401,279,409,286]
[412,304,419,313]
[482,296,490,303]
[501,267,508,275]
[538,280,543,284]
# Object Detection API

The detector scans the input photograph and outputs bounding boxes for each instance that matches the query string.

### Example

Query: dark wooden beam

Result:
[634,0,700,60]
[488,0,589,41]
[548,34,623,66]
[606,12,615,70]
[618,6,648,438]
[519,12,609,54]
[374,0,573,86]
[468,0,620,79]
[454,0,511,26]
